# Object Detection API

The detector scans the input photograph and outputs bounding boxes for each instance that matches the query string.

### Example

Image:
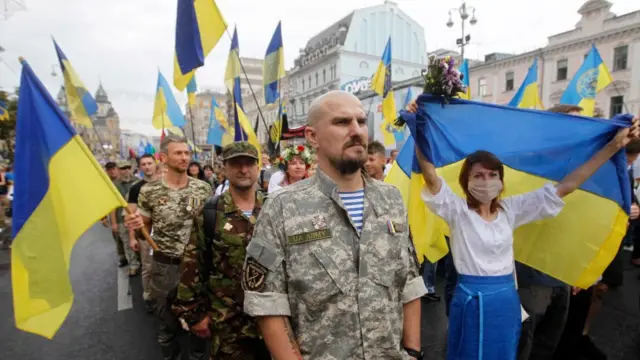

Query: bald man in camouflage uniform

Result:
[137,135,212,360]
[243,91,426,360]
[172,142,270,360]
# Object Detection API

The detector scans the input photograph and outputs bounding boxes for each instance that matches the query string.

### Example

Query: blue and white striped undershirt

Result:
[338,189,365,233]
[242,210,253,218]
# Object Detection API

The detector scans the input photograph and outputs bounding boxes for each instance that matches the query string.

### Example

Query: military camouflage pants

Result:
[118,225,140,270]
[138,239,152,301]
[150,259,207,360]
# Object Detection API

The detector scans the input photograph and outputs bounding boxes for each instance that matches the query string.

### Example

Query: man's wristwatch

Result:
[404,347,424,360]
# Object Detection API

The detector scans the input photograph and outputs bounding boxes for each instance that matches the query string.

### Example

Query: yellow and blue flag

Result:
[235,102,262,168]
[207,97,232,146]
[224,28,247,142]
[509,58,543,109]
[12,59,128,339]
[560,44,612,117]
[395,95,631,288]
[173,0,227,91]
[224,27,241,94]
[152,71,186,130]
[263,21,286,105]
[372,37,397,146]
[186,75,198,106]
[53,39,98,128]
[0,100,9,121]
[458,59,470,100]
[390,88,413,145]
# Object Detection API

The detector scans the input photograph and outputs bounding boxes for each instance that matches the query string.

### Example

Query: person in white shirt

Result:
[267,144,313,194]
[413,113,639,360]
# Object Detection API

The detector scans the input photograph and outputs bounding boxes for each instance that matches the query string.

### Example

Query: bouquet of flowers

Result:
[273,144,313,170]
[395,56,466,127]
[423,55,466,102]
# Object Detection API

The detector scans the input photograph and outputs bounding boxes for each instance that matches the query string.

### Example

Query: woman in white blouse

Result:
[414,120,639,360]
[268,145,313,194]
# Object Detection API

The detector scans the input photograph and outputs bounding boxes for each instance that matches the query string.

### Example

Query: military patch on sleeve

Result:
[242,257,268,292]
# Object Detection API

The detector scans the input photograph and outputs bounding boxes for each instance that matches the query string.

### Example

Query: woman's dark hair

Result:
[188,161,205,180]
[458,150,505,212]
[203,164,214,172]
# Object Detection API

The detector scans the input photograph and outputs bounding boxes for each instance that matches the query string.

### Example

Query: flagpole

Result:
[187,104,198,159]
[225,28,270,136]
[276,80,283,155]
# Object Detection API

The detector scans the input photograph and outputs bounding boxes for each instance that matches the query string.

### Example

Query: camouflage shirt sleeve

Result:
[394,187,428,304]
[242,195,290,317]
[172,214,210,327]
[137,185,151,218]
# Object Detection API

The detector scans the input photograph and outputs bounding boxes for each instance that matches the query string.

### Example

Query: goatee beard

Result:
[329,157,366,175]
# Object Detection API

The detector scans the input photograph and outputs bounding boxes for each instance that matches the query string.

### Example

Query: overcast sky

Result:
[0,0,638,135]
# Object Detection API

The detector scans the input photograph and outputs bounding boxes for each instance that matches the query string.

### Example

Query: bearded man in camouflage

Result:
[135,135,212,360]
[171,142,270,360]
[242,91,427,360]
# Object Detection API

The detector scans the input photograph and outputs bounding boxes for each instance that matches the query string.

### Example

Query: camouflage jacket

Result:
[137,178,212,257]
[114,177,138,223]
[173,190,264,355]
[242,169,427,360]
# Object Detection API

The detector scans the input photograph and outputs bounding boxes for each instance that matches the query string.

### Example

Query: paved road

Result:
[0,225,639,359]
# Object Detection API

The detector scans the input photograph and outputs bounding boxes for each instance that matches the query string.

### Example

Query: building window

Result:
[557,59,568,81]
[315,72,319,86]
[308,75,311,89]
[610,96,624,117]
[323,69,326,83]
[505,72,514,91]
[614,45,628,71]
[359,61,369,69]
[478,78,487,96]
[302,79,305,91]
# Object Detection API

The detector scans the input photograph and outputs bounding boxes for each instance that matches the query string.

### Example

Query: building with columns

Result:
[467,0,640,117]
[286,0,428,138]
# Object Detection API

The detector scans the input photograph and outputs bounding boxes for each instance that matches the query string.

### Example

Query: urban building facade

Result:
[120,129,156,157]
[467,0,640,117]
[56,84,121,159]
[286,0,428,143]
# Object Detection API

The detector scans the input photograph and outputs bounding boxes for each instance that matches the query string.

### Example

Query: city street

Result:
[0,224,638,359]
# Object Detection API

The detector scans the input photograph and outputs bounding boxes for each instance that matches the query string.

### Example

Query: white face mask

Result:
[468,178,503,204]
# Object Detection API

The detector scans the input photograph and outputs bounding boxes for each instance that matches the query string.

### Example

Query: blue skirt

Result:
[447,274,521,360]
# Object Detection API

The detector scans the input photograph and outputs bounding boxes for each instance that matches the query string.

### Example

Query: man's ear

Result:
[305,127,318,149]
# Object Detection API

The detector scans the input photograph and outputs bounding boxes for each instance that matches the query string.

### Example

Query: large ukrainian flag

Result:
[263,21,285,105]
[152,71,186,130]
[560,44,612,117]
[12,59,128,339]
[173,0,227,90]
[53,39,98,128]
[372,37,397,146]
[509,58,543,109]
[394,94,631,289]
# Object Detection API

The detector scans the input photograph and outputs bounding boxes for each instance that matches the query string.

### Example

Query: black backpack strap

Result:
[203,194,221,242]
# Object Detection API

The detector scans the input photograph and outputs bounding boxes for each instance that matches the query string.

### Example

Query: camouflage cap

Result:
[222,142,259,161]
[117,160,132,168]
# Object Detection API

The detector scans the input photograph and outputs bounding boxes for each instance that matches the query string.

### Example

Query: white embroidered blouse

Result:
[421,178,565,276]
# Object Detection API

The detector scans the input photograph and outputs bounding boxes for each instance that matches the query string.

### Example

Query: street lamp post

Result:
[446,1,478,60]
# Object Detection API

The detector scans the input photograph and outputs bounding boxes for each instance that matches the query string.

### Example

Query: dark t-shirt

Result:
[128,179,148,205]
